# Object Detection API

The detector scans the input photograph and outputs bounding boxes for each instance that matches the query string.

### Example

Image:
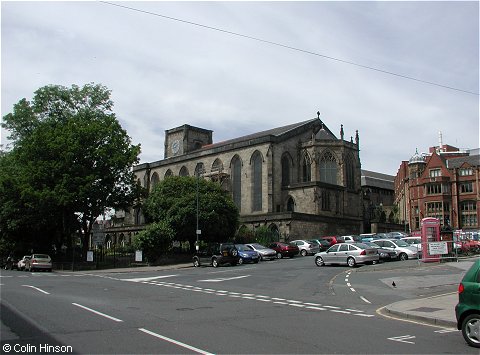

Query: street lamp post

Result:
[195,168,203,251]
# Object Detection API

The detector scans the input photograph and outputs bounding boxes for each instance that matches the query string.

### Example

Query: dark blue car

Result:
[236,244,260,264]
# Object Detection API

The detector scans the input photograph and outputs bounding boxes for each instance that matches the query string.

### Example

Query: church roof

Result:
[201,118,322,150]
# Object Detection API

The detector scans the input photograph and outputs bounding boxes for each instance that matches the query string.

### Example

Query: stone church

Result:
[113,113,363,242]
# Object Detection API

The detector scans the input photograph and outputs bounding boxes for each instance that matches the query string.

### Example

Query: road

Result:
[0,257,476,354]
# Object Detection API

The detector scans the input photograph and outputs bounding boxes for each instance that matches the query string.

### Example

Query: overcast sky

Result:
[1,1,479,176]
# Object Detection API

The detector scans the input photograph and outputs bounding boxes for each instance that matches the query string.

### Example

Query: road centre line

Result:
[142,280,374,318]
[22,285,50,294]
[72,303,123,322]
[139,328,213,355]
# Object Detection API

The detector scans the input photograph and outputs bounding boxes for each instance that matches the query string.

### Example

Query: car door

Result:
[324,244,340,263]
[338,244,350,264]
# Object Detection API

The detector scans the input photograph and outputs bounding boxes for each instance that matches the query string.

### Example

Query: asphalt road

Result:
[0,257,476,354]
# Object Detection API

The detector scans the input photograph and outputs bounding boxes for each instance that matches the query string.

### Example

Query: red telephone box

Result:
[421,217,441,262]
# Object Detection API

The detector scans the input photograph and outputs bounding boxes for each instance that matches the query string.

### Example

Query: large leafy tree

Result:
[1,83,141,256]
[143,176,239,252]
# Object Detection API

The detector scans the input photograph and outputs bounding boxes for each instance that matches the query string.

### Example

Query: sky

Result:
[1,1,479,176]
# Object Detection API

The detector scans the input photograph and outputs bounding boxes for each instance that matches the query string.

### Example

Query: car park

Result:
[359,233,377,242]
[314,242,379,268]
[362,241,397,262]
[291,239,320,256]
[245,243,276,261]
[373,239,418,260]
[387,231,409,239]
[455,259,480,348]
[236,244,260,264]
[193,243,240,267]
[338,235,362,243]
[268,242,299,259]
[25,254,52,272]
[17,255,31,271]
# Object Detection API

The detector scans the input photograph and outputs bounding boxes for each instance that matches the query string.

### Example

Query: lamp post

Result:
[195,168,203,251]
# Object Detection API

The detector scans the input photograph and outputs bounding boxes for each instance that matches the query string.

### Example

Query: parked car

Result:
[25,254,52,272]
[3,255,18,270]
[401,237,423,252]
[373,239,418,260]
[455,259,480,348]
[362,242,397,262]
[309,239,330,252]
[318,236,341,246]
[359,233,377,242]
[236,244,260,264]
[192,243,240,268]
[387,231,409,239]
[245,243,276,261]
[291,240,320,256]
[338,235,362,243]
[17,255,31,271]
[314,242,379,268]
[268,242,299,259]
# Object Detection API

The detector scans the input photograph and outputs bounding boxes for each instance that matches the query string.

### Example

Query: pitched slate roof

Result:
[361,169,394,190]
[201,118,322,150]
[446,154,480,169]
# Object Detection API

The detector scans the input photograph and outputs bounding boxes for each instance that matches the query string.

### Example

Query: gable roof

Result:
[446,154,480,169]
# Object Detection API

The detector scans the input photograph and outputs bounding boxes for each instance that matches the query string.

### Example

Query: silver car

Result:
[373,239,419,260]
[291,239,320,256]
[245,243,276,261]
[25,254,52,272]
[314,242,379,267]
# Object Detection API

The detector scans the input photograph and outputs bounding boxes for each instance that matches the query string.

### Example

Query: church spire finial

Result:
[317,111,320,119]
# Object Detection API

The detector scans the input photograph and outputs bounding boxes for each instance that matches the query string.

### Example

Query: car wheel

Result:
[315,256,324,267]
[238,258,244,265]
[301,250,307,257]
[347,257,356,268]
[193,257,200,267]
[462,313,480,348]
[259,255,263,261]
[212,258,218,268]
[276,252,283,259]
[231,248,238,257]
[399,253,408,261]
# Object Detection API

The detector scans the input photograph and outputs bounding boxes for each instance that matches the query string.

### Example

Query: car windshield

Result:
[249,243,266,249]
[235,244,250,251]
[364,242,380,248]
[33,254,49,259]
[308,240,319,245]
[392,240,409,247]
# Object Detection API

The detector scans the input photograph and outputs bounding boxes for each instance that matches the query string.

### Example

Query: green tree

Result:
[143,176,239,252]
[1,83,141,256]
[132,220,175,263]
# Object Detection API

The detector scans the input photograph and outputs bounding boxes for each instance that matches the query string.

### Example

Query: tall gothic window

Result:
[164,169,173,178]
[321,190,330,211]
[301,152,311,182]
[252,151,263,211]
[346,156,355,189]
[231,156,242,210]
[286,196,295,212]
[319,151,337,184]
[150,172,160,190]
[281,154,291,186]
[194,162,205,177]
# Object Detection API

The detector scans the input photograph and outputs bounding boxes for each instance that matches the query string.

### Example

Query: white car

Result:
[373,239,419,260]
[401,237,423,252]
[17,255,31,271]
[291,240,320,256]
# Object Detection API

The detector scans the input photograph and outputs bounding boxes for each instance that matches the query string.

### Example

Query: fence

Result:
[417,239,480,263]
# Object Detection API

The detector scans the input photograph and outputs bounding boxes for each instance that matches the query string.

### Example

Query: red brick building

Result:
[394,144,479,234]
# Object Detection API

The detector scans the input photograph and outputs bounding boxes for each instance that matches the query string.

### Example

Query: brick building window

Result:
[460,201,477,227]
[460,182,473,193]
[426,183,441,194]
[459,168,473,176]
[429,169,441,177]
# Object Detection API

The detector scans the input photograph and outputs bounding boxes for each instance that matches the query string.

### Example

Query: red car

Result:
[319,236,341,246]
[268,242,299,259]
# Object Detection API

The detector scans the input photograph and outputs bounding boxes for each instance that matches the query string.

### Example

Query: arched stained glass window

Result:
[281,154,291,186]
[231,156,242,210]
[301,152,311,182]
[286,197,295,212]
[319,151,337,184]
[151,172,160,190]
[252,151,263,211]
[179,166,189,176]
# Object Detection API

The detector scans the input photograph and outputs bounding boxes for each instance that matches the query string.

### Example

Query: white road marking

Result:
[198,275,250,282]
[123,275,178,282]
[388,335,416,344]
[22,285,50,294]
[139,328,213,355]
[360,296,371,304]
[349,287,356,292]
[435,329,458,333]
[72,303,123,322]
